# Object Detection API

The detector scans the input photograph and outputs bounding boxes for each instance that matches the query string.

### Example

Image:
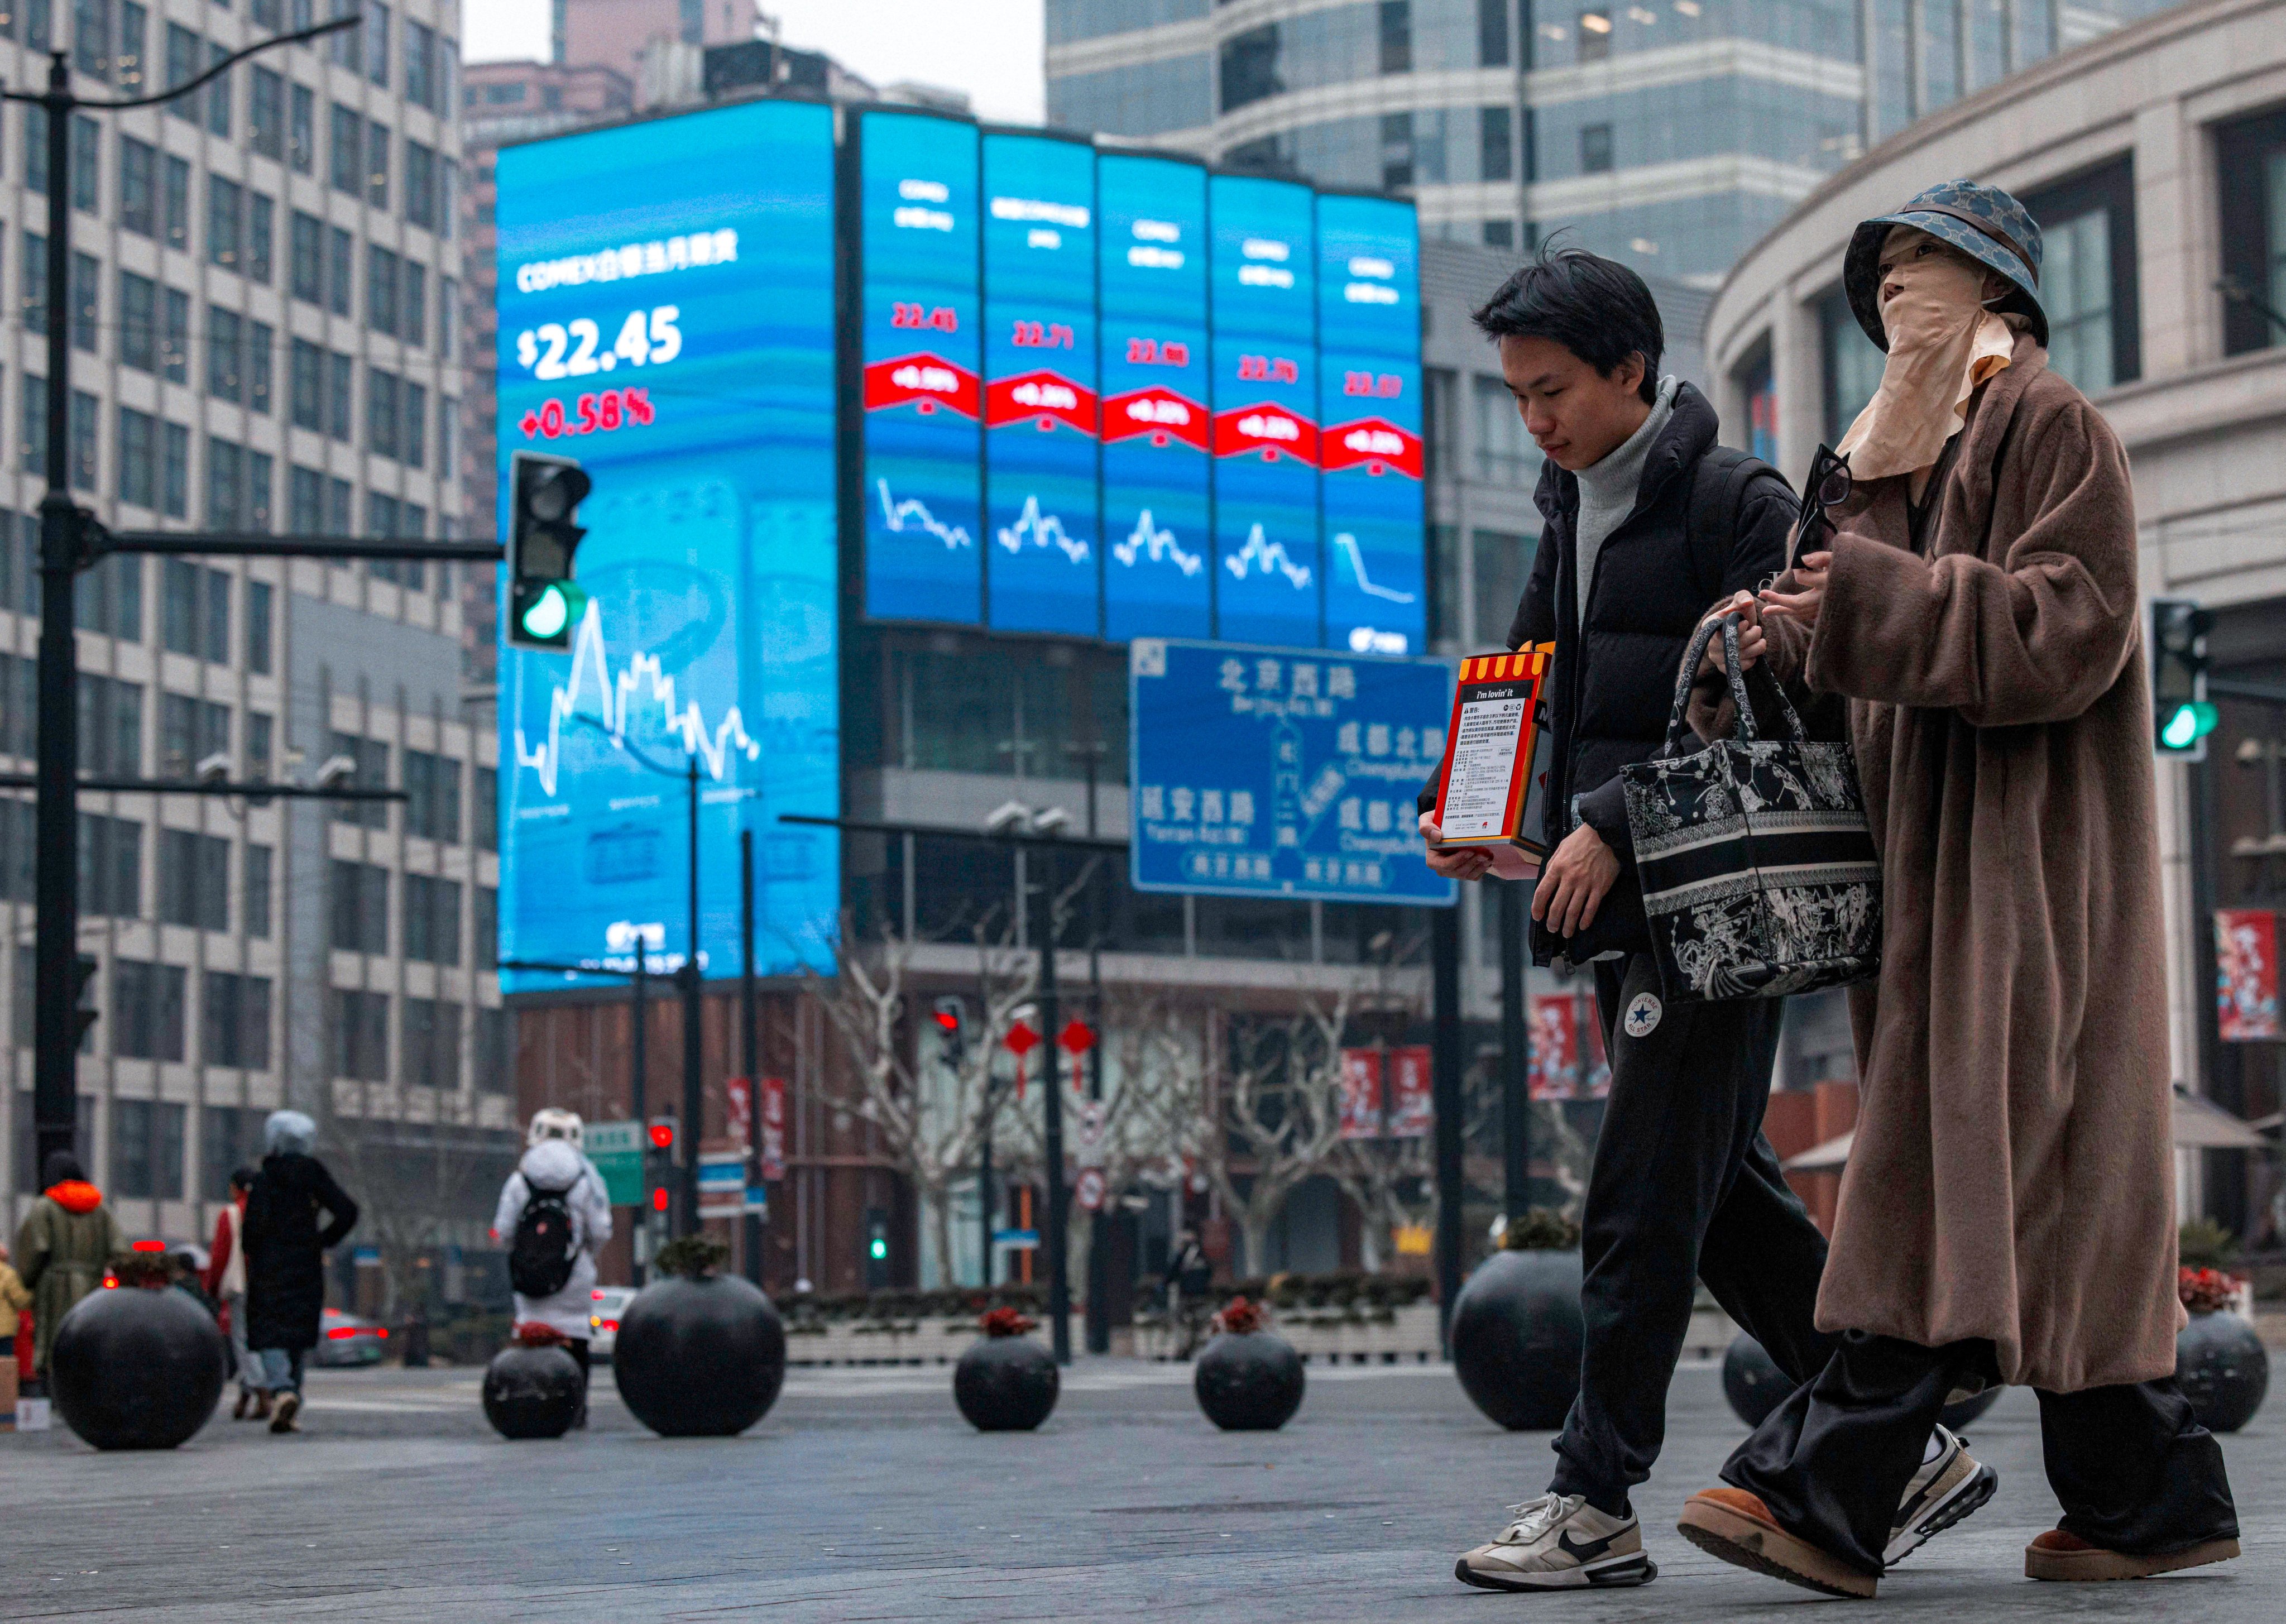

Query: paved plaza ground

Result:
[0,1354,2275,1620]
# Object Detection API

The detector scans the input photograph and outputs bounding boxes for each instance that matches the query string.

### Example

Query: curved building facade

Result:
[1704,0,2286,1237]
[1047,1,2184,286]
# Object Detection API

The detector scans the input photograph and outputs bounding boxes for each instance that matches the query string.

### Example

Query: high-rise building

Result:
[1,4,510,1316]
[1047,1,2186,288]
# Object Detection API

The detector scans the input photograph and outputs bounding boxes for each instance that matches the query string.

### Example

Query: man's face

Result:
[1497,334,1650,472]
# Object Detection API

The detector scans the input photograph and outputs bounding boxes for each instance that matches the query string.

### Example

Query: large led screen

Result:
[1317,194,1426,658]
[982,131,1099,635]
[494,99,840,990]
[1098,153,1211,642]
[1208,174,1321,650]
[859,110,984,624]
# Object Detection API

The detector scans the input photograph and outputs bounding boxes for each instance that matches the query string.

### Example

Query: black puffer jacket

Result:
[1422,383,1794,856]
[243,1153,359,1352]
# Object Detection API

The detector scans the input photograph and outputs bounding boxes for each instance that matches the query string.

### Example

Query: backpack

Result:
[508,1177,581,1299]
[1684,445,1789,606]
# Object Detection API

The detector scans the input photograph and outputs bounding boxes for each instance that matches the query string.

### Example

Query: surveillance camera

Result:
[984,800,1032,836]
[195,752,233,785]
[1030,807,1070,836]
[313,754,358,791]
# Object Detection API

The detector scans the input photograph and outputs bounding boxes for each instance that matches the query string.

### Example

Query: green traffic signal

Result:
[519,581,584,641]
[2160,701,2218,752]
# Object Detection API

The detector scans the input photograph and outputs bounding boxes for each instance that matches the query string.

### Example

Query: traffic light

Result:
[647,1118,677,1218]
[2152,597,2218,758]
[71,954,98,1052]
[507,452,592,649]
[932,996,965,1070]
[864,1206,891,1288]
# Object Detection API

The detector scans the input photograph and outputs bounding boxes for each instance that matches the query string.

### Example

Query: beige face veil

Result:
[1835,227,2018,485]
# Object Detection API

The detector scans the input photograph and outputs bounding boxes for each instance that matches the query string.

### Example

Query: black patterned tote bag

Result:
[1622,615,1882,1004]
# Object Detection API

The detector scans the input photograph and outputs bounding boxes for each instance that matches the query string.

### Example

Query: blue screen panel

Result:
[1317,194,1426,657]
[982,132,1100,635]
[495,99,840,990]
[1209,175,1321,649]
[860,111,983,624]
[1098,153,1211,643]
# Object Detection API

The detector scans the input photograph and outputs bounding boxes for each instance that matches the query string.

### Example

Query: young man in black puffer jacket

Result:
[1421,247,1991,1592]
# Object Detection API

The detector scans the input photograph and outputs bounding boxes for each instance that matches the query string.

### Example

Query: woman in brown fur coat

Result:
[1674,180,2239,1600]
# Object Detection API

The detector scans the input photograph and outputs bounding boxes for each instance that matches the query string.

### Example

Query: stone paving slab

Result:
[0,1358,2274,1621]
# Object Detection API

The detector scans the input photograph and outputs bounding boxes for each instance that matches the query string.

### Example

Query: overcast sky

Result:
[463,1,1047,125]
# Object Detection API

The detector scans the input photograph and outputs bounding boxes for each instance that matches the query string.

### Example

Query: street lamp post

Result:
[1031,835,1070,1364]
[680,754,703,1239]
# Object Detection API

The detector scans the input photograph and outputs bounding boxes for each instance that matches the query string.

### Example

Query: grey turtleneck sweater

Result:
[1571,374,1679,628]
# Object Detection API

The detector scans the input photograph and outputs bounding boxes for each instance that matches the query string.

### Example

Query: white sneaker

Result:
[1886,1425,1998,1565]
[1455,1492,1657,1591]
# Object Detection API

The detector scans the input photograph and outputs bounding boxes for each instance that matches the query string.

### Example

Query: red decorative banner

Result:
[984,367,1098,435]
[1529,992,1611,1100]
[1211,400,1319,466]
[1319,415,1425,480]
[2217,908,2281,1041]
[1338,1048,1384,1141]
[1099,385,1210,450]
[861,351,982,419]
[1387,1045,1432,1138]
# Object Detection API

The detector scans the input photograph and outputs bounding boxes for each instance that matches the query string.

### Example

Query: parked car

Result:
[311,1306,390,1367]
[589,1287,637,1362]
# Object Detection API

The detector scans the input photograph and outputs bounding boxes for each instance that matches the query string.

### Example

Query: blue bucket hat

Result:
[1843,178,2046,351]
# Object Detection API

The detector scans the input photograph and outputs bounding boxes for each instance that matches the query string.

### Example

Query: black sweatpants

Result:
[1546,952,1834,1515]
[1726,1331,2240,1576]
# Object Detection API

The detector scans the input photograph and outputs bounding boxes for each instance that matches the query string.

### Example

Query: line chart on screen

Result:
[1332,532,1417,604]
[1225,524,1312,590]
[995,495,1091,562]
[877,479,975,550]
[1112,509,1204,577]
[511,598,762,798]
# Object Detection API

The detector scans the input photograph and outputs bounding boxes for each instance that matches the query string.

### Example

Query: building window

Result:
[1479,0,1510,65]
[1481,106,1513,184]
[119,272,156,372]
[332,989,389,1081]
[1379,1,1411,73]
[1732,341,1777,464]
[1578,8,1613,62]
[1471,373,1539,485]
[251,66,285,159]
[157,693,229,779]
[70,251,100,353]
[119,135,155,236]
[404,873,462,965]
[118,406,156,508]
[112,962,187,1063]
[329,103,361,195]
[403,750,461,842]
[2022,157,2138,392]
[405,19,438,109]
[116,2,147,90]
[1220,25,1281,114]
[203,971,271,1070]
[367,244,400,335]
[1819,290,1885,445]
[71,114,99,213]
[79,810,143,916]
[112,1099,186,1198]
[249,193,274,285]
[289,82,314,173]
[405,140,436,231]
[2217,109,2286,357]
[1580,123,1613,175]
[327,351,354,440]
[328,225,353,317]
[163,155,190,249]
[243,844,272,938]
[205,42,232,137]
[208,306,243,403]
[290,209,323,304]
[162,422,188,517]
[159,828,231,930]
[199,1106,261,1200]
[366,120,390,208]
[329,859,390,954]
[208,176,242,270]
[402,997,460,1089]
[164,23,199,122]
[329,732,390,830]
[247,581,273,673]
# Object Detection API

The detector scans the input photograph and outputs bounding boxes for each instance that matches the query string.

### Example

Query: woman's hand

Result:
[1696,592,1765,676]
[1419,812,1494,881]
[1760,551,1832,632]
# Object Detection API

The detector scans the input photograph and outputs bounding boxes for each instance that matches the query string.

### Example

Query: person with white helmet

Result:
[492,1108,613,1422]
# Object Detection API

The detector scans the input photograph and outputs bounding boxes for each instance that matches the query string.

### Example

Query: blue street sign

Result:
[1129,638,1459,906]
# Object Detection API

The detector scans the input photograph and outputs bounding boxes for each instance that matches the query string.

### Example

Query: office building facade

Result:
[0,3,511,1313]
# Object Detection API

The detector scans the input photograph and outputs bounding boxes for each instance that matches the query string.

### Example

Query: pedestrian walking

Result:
[0,1240,31,1414]
[203,1168,268,1419]
[493,1108,612,1422]
[13,1151,124,1383]
[1166,1229,1214,1358]
[1676,180,2239,1597]
[242,1112,360,1435]
[1418,245,1991,1592]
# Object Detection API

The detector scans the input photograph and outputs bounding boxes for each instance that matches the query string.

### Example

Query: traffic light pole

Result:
[681,756,704,1240]
[1032,845,1071,1365]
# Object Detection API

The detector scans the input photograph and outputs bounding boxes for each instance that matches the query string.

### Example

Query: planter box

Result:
[785,1320,974,1366]
[1130,1301,1440,1364]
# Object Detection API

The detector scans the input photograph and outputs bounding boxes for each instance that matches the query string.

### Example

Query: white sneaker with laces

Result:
[1886,1424,1999,1565]
[1455,1492,1657,1591]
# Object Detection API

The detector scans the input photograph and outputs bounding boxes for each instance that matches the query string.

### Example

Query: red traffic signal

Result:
[651,1187,669,1212]
[648,1122,675,1150]
[933,1008,960,1032]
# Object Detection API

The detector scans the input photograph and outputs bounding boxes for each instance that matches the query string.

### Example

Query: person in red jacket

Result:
[202,1168,266,1419]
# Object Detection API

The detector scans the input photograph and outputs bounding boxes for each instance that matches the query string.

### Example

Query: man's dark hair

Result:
[1472,244,1664,404]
